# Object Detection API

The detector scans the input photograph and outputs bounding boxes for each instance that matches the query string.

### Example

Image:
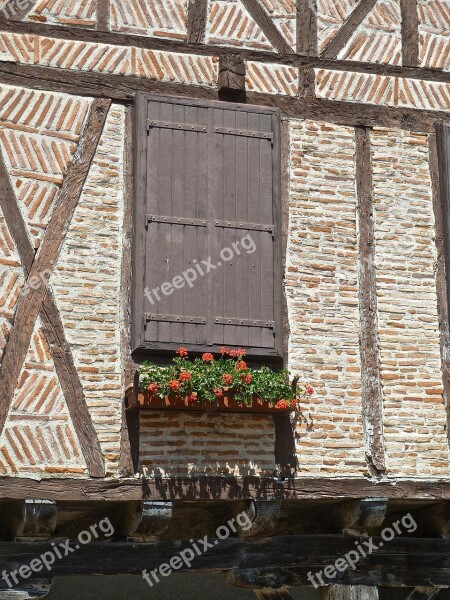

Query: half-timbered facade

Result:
[0,1,450,599]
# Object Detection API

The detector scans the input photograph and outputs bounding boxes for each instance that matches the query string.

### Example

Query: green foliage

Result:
[138,348,301,407]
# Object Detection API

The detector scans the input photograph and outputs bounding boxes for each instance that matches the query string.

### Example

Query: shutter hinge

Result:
[147,120,207,133]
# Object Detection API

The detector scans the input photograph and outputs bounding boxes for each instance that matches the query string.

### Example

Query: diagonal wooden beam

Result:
[0,98,110,471]
[187,0,208,44]
[0,0,36,20]
[297,0,318,56]
[96,0,110,31]
[320,0,378,59]
[241,0,293,54]
[355,126,386,476]
[400,0,419,67]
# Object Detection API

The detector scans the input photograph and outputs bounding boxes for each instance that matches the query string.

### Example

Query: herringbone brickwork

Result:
[0,85,90,249]
[206,0,274,50]
[245,60,299,95]
[338,0,402,65]
[0,31,219,87]
[256,0,296,49]
[27,0,97,27]
[111,0,189,40]
[418,0,450,71]
[0,320,87,476]
[315,68,450,112]
[317,0,359,54]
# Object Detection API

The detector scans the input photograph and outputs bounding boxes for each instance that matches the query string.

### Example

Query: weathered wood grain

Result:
[1,19,450,83]
[2,63,450,138]
[218,54,246,95]
[2,476,450,502]
[187,0,208,43]
[355,127,385,476]
[400,0,419,67]
[0,536,448,584]
[433,125,450,455]
[297,0,318,56]
[320,0,378,59]
[0,98,110,441]
[96,0,110,31]
[0,146,105,478]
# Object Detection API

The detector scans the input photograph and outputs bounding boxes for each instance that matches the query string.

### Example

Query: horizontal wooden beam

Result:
[0,62,449,134]
[0,536,449,585]
[2,477,450,502]
[0,18,450,85]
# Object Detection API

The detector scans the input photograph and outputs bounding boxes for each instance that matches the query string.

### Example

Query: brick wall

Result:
[286,120,367,477]
[139,412,276,476]
[52,105,126,477]
[371,128,450,477]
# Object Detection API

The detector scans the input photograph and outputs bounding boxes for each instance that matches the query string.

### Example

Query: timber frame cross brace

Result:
[0,98,110,478]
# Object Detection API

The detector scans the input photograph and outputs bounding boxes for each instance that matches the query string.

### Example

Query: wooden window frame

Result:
[132,92,283,360]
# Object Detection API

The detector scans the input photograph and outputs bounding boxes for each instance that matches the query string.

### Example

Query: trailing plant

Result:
[138,347,314,410]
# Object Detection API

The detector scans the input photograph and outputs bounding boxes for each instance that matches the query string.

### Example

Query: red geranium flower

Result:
[220,347,230,355]
[229,349,239,358]
[237,348,247,357]
[179,371,191,382]
[222,374,233,386]
[147,383,159,393]
[176,347,188,358]
[169,380,180,391]
[202,353,214,362]
[244,373,252,384]
[235,360,247,371]
[189,392,198,403]
[290,399,298,409]
[214,387,223,398]
[305,385,314,395]
[276,399,289,409]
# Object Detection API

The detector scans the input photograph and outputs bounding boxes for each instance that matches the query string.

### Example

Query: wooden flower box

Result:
[125,385,291,415]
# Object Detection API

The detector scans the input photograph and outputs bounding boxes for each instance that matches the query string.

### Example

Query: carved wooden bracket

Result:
[218,55,246,97]
[339,498,388,536]
[128,501,173,540]
[16,499,57,539]
[238,500,281,539]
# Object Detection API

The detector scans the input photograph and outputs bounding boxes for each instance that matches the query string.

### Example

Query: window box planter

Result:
[125,384,292,414]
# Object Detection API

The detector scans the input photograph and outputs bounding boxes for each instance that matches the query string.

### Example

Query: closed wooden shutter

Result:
[133,94,282,358]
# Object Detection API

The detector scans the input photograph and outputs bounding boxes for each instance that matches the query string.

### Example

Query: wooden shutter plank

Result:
[171,102,188,344]
[211,107,225,346]
[247,111,264,349]
[144,100,162,345]
[235,109,251,347]
[222,108,238,346]
[259,113,276,349]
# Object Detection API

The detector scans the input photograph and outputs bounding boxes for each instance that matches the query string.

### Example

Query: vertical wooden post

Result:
[355,126,385,476]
